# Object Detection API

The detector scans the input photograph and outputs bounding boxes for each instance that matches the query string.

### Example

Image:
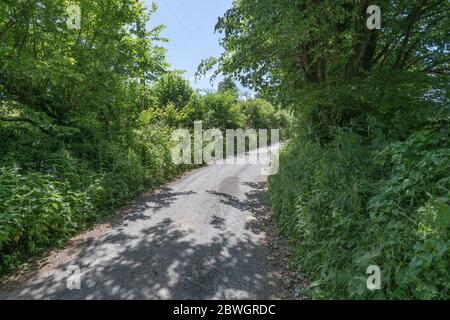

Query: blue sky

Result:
[144,0,232,91]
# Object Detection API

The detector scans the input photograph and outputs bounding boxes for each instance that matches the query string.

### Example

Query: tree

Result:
[208,0,449,141]
[218,76,239,96]
[0,0,167,125]
[151,73,195,110]
[203,91,244,130]
[210,0,449,103]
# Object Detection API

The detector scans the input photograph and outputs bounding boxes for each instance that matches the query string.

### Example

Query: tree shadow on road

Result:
[206,181,268,234]
[2,218,276,299]
[117,188,197,225]
[1,181,277,300]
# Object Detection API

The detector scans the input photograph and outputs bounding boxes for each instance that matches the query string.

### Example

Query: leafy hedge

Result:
[268,114,450,299]
[0,118,183,273]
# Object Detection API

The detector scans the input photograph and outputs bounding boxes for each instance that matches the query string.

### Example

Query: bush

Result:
[268,114,450,299]
[0,118,187,273]
[0,165,102,272]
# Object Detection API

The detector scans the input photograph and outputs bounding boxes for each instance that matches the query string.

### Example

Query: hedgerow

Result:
[269,113,450,299]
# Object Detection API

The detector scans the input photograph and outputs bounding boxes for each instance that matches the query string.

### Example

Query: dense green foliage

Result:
[270,114,449,299]
[1,0,448,300]
[217,76,239,96]
[213,0,450,299]
[0,1,288,274]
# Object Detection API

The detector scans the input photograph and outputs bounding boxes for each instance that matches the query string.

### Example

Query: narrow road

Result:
[1,145,284,299]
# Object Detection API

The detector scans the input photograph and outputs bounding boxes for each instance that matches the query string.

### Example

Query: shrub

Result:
[268,114,450,299]
[0,165,102,272]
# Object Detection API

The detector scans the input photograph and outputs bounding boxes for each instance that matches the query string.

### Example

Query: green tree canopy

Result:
[151,73,195,110]
[210,0,449,104]
[0,0,167,125]
[218,76,239,96]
